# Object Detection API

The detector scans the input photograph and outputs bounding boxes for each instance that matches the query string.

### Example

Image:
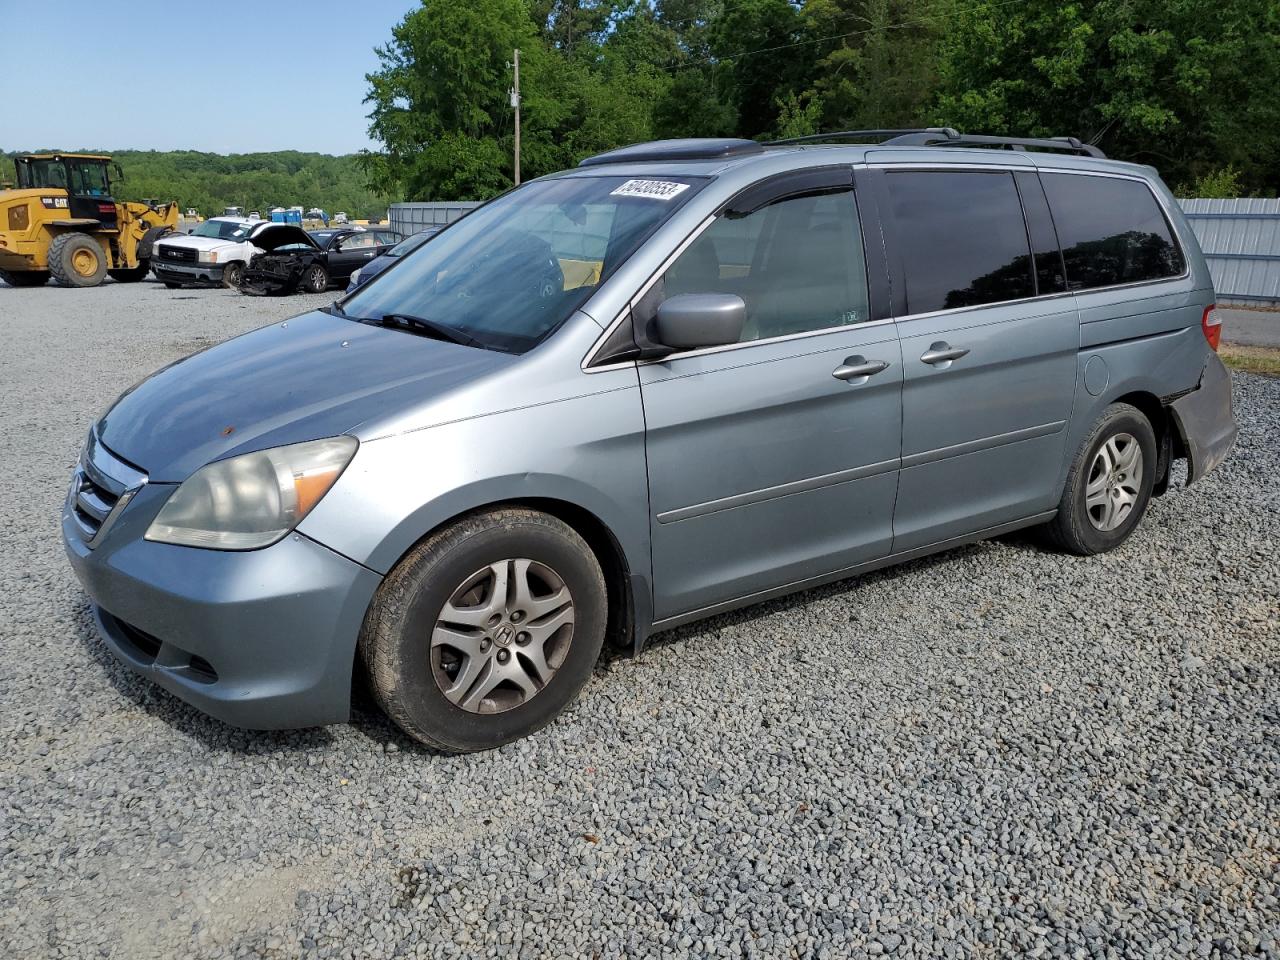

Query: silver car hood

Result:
[97,309,514,482]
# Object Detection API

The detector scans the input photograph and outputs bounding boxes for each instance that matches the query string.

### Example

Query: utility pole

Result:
[511,48,522,185]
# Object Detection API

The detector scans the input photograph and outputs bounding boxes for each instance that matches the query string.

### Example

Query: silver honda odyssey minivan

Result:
[63,130,1238,752]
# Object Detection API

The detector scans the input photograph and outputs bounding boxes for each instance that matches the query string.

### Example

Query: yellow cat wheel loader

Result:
[0,153,179,288]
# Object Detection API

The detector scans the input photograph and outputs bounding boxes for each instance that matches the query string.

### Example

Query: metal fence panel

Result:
[1178,198,1280,306]
[389,202,483,236]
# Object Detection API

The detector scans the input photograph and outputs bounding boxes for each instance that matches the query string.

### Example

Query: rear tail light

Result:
[1201,304,1222,352]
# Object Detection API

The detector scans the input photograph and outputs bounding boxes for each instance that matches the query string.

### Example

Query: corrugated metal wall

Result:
[1178,198,1280,306]
[388,202,483,236]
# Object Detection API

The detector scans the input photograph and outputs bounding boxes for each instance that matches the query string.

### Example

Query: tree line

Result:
[363,0,1280,201]
[2,149,392,220]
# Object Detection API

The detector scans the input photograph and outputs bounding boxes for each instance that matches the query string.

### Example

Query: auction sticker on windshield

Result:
[610,179,690,201]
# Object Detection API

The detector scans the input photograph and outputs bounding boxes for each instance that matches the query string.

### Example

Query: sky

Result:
[0,0,417,156]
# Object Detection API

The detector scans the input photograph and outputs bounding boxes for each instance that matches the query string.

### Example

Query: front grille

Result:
[71,469,120,539]
[67,430,146,547]
[156,244,197,263]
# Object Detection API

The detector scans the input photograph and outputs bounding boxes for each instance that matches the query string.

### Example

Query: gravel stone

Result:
[1,278,1277,959]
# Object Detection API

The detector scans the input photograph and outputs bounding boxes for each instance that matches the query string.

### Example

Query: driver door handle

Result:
[919,342,970,366]
[832,356,891,382]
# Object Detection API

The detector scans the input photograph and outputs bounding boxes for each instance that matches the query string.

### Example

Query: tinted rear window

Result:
[1041,173,1184,289]
[886,170,1035,314]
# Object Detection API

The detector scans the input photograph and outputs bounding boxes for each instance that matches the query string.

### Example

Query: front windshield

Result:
[342,175,705,353]
[192,220,255,240]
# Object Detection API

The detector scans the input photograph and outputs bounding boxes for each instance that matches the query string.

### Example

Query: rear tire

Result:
[360,508,608,753]
[0,269,49,287]
[108,263,149,283]
[1044,403,1156,555]
[48,233,107,287]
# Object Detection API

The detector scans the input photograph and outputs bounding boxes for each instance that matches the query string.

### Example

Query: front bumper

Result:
[62,480,382,729]
[153,261,225,284]
[1171,353,1239,485]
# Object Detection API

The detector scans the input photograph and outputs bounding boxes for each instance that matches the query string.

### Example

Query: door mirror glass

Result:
[654,293,746,350]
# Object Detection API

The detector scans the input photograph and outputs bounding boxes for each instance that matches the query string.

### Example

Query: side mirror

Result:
[654,293,746,351]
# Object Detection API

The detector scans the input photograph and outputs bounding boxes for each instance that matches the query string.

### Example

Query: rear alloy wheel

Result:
[222,261,244,289]
[48,233,108,287]
[304,264,328,293]
[360,508,607,753]
[0,269,49,287]
[1044,402,1156,555]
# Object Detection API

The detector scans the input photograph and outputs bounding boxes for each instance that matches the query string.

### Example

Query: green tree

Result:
[932,0,1280,192]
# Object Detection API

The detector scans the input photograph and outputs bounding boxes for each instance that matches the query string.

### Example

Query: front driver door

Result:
[637,172,903,622]
[328,232,379,282]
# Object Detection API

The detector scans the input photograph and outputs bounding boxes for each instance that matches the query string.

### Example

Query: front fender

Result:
[297,380,651,590]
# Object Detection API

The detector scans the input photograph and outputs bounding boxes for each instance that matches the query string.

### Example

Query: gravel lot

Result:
[2,278,1278,959]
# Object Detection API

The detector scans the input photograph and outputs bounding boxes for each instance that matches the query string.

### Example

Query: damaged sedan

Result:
[239,227,328,296]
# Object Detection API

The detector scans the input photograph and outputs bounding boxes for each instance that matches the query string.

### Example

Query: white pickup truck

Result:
[152,217,297,288]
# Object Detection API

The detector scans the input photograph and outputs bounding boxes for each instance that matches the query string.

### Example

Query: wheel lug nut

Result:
[510,610,524,623]
[497,649,510,664]
[480,638,491,652]
[516,632,530,645]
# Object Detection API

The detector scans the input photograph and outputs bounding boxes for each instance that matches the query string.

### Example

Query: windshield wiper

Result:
[372,313,488,349]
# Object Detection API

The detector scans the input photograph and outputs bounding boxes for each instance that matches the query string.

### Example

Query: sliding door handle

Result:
[832,356,890,383]
[919,342,970,367]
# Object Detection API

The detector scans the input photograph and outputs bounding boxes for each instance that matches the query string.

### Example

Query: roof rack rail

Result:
[881,130,1106,158]
[764,127,959,147]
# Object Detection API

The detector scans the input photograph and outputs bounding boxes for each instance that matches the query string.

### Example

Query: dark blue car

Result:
[345,226,441,293]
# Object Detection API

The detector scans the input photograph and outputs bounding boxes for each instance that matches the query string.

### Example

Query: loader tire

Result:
[48,234,108,288]
[0,269,50,287]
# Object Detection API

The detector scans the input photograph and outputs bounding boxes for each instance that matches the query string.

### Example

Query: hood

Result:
[159,234,243,253]
[97,309,514,482]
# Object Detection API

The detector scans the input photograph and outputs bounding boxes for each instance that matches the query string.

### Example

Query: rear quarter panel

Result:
[1032,161,1215,497]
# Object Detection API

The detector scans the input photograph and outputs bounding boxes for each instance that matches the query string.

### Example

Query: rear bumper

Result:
[153,261,225,284]
[62,483,382,729]
[1170,353,1239,485]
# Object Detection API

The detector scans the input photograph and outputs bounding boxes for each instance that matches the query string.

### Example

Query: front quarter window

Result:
[341,175,705,354]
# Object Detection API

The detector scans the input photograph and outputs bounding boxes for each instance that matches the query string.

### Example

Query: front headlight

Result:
[199,250,219,264]
[146,436,357,550]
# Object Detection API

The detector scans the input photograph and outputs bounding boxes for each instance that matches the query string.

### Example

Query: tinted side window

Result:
[659,190,869,343]
[1041,173,1184,289]
[886,170,1035,314]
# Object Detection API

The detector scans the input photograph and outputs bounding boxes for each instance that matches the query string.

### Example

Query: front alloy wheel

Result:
[432,559,575,713]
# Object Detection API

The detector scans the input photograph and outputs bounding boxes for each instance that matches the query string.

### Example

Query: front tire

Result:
[221,261,245,289]
[1045,402,1156,555]
[360,508,608,753]
[303,263,328,293]
[48,233,108,287]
